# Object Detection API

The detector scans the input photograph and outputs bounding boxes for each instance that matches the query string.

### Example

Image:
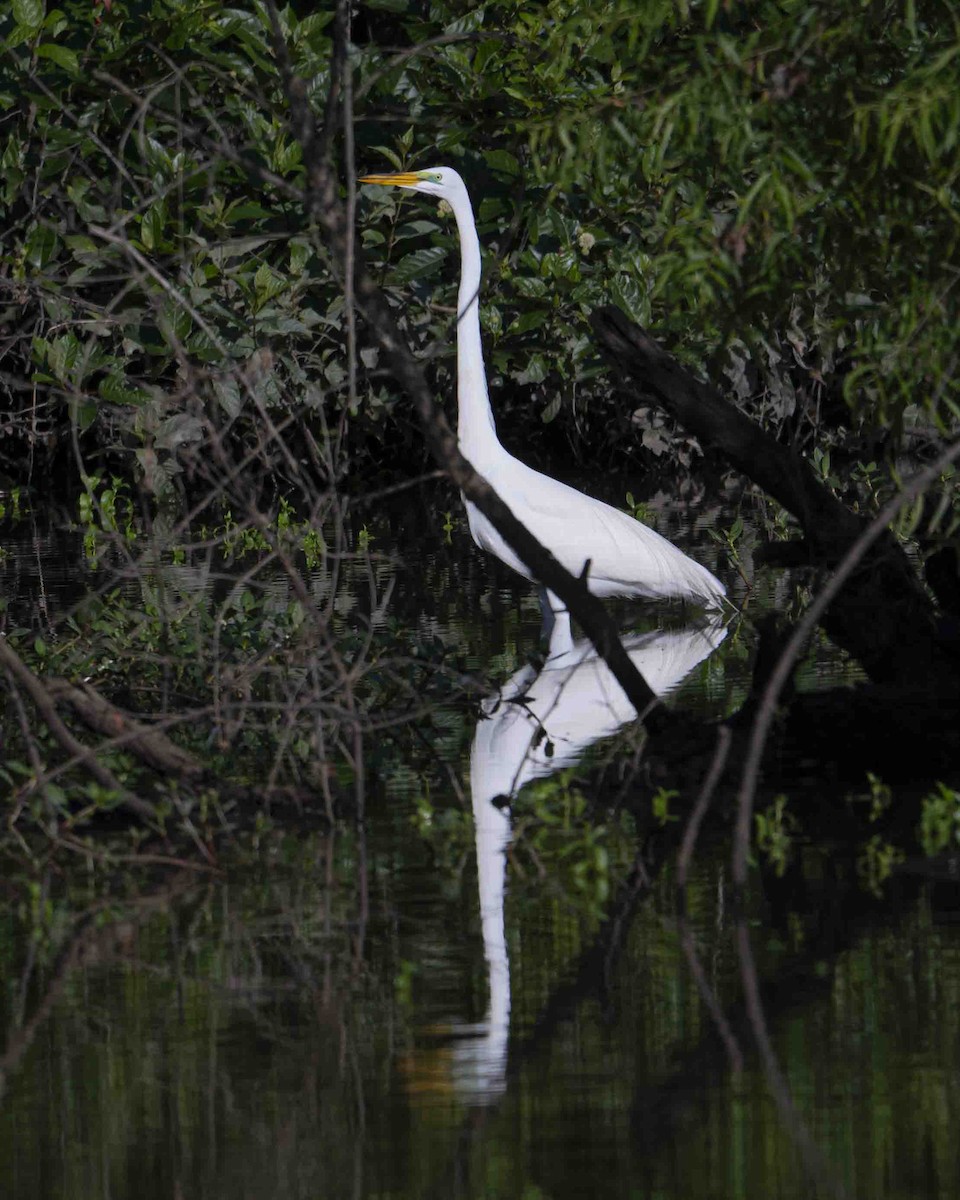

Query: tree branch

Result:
[0,638,158,823]
[591,305,953,689]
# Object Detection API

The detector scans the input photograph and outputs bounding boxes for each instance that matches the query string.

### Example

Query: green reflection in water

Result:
[0,823,957,1200]
[0,492,940,1199]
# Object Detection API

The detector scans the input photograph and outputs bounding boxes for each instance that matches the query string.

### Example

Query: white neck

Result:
[449,185,500,465]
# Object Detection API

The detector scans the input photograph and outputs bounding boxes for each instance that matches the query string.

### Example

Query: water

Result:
[0,485,955,1199]
[2,836,957,1198]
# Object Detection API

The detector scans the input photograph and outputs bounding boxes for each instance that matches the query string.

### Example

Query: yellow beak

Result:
[359,171,422,188]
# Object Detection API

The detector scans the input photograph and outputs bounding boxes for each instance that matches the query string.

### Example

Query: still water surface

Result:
[1,486,957,1199]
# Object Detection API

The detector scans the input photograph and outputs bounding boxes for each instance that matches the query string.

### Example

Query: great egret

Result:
[360,167,725,628]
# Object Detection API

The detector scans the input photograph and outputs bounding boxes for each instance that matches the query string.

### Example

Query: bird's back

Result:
[464,451,724,606]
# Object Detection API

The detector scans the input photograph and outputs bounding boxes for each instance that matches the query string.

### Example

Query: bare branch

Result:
[0,638,158,824]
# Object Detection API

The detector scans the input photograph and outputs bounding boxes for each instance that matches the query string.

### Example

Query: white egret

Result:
[360,167,725,630]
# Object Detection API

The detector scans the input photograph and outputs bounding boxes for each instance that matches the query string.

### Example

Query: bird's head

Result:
[359,166,464,199]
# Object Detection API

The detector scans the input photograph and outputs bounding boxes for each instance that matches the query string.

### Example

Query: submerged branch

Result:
[46,679,205,780]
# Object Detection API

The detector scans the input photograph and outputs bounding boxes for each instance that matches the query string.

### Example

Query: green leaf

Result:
[484,149,520,176]
[47,333,78,382]
[24,224,58,268]
[64,234,98,255]
[140,201,166,251]
[608,275,645,325]
[223,202,272,223]
[509,309,549,335]
[389,246,447,284]
[35,43,79,74]
[5,23,35,48]
[12,0,44,32]
[516,353,548,385]
[99,375,149,406]
[366,145,403,171]
[473,40,500,74]
[394,219,441,240]
[540,393,561,423]
[274,139,301,174]
[299,11,334,41]
[213,377,242,418]
[253,262,286,308]
[513,276,549,299]
[43,7,68,35]
[76,401,97,432]
[478,197,507,223]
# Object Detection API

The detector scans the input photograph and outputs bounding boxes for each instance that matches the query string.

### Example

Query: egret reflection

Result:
[451,619,728,1102]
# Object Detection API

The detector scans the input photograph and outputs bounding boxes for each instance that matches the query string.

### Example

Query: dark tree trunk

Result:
[590,306,960,694]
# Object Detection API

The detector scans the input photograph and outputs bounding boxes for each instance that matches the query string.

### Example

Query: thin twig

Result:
[677,723,732,889]
[677,915,743,1074]
[0,638,158,824]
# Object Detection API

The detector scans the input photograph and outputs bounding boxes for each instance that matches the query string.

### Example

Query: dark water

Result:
[1,486,957,1199]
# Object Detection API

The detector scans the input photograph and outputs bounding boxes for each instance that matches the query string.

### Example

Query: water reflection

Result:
[456,619,728,1101]
[7,499,947,1197]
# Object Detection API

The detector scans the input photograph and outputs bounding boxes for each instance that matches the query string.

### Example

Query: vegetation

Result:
[1,0,958,488]
[0,0,956,839]
[1,6,960,1195]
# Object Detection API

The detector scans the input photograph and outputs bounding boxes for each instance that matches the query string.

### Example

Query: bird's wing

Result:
[484,459,720,601]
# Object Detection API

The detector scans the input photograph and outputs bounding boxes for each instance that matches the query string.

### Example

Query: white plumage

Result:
[472,617,728,805]
[454,616,726,1101]
[360,166,726,622]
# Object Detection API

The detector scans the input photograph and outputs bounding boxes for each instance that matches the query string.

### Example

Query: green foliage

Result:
[865,772,894,822]
[651,785,679,825]
[918,781,960,857]
[0,0,360,486]
[354,0,960,467]
[0,496,472,828]
[858,833,905,897]
[79,473,137,559]
[624,491,650,523]
[511,772,635,917]
[0,487,25,522]
[755,793,798,876]
[1,0,957,487]
[707,514,749,584]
